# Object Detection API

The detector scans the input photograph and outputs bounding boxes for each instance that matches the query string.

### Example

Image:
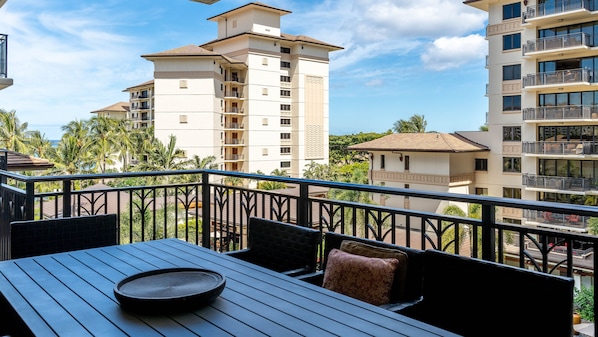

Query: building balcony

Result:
[0,34,12,91]
[224,123,244,130]
[522,173,596,192]
[523,0,595,26]
[224,108,244,115]
[224,91,244,99]
[523,32,593,57]
[0,169,596,335]
[224,154,244,161]
[224,76,245,84]
[522,141,598,156]
[224,138,245,145]
[523,209,589,233]
[522,105,598,122]
[523,68,592,91]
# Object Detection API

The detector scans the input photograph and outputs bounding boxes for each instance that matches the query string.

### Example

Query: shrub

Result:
[574,286,594,322]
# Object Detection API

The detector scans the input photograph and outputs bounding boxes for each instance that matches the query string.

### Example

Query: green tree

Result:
[50,135,93,176]
[303,161,337,181]
[393,114,427,133]
[135,135,187,173]
[28,130,53,159]
[88,116,119,175]
[0,109,30,152]
[330,131,390,166]
[257,169,288,190]
[184,155,217,182]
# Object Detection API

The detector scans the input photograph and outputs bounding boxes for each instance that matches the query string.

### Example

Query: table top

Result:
[0,238,460,337]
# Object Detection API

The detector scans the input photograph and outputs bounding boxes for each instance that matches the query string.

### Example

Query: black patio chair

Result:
[10,214,118,259]
[224,217,321,276]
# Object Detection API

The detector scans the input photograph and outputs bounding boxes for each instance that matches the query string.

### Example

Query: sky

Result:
[0,0,489,140]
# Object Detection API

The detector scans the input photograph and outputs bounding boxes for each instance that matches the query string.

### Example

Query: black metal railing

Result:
[0,168,597,331]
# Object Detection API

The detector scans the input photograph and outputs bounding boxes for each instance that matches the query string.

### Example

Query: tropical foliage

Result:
[392,114,427,133]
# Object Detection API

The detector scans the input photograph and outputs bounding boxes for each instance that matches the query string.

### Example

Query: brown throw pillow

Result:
[322,249,398,306]
[340,240,408,301]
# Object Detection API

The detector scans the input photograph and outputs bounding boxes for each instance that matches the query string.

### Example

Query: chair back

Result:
[10,214,118,259]
[418,249,574,337]
[246,217,321,273]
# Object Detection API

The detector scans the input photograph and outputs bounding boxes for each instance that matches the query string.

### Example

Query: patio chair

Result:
[10,214,118,259]
[398,249,575,337]
[224,217,321,276]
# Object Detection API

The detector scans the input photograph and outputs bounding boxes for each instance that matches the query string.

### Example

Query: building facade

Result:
[0,0,13,91]
[137,3,341,177]
[465,0,598,233]
[349,133,490,215]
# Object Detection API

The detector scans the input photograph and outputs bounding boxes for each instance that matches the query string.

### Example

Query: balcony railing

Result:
[523,68,592,88]
[224,91,243,99]
[0,34,7,78]
[522,141,598,155]
[0,169,597,334]
[522,173,596,191]
[224,123,244,129]
[523,32,592,55]
[523,105,598,121]
[224,154,244,160]
[224,108,244,114]
[224,138,244,145]
[524,0,593,21]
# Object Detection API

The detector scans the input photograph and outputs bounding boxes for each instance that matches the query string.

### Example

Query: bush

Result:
[574,286,594,322]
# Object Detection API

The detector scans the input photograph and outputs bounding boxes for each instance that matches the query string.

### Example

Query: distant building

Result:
[90,102,129,120]
[0,0,13,91]
[349,132,489,214]
[107,2,341,177]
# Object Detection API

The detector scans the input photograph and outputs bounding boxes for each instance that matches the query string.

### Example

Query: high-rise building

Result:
[137,3,342,177]
[465,0,598,232]
[0,0,13,91]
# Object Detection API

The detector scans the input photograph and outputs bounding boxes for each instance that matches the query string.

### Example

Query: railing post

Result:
[62,180,71,218]
[24,181,34,220]
[201,172,210,248]
[481,204,496,262]
[298,182,309,227]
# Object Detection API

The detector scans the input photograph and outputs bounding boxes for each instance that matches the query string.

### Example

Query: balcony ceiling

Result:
[0,78,13,91]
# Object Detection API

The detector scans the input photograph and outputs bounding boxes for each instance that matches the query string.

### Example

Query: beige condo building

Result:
[118,2,342,177]
[0,0,13,91]
[465,0,598,233]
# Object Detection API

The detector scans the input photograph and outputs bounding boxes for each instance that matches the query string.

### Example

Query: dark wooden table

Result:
[0,238,461,336]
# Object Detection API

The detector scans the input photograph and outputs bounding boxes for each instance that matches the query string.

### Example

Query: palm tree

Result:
[256,169,288,190]
[0,109,30,152]
[392,114,427,133]
[50,135,93,176]
[135,135,187,172]
[88,116,119,174]
[114,119,133,172]
[28,130,53,159]
[183,155,217,182]
[61,119,90,149]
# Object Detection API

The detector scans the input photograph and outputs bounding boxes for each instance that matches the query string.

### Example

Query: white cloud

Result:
[421,34,487,71]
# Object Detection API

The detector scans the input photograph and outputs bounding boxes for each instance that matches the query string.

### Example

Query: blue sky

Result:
[0,0,488,140]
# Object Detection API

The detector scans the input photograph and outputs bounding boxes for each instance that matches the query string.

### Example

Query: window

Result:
[281,161,291,168]
[404,155,410,171]
[280,147,291,154]
[502,65,521,81]
[503,2,521,20]
[281,61,290,68]
[503,187,521,199]
[179,80,188,89]
[280,75,291,82]
[503,157,521,172]
[503,33,521,50]
[281,90,291,97]
[179,115,188,124]
[281,133,291,139]
[262,88,268,95]
[503,95,521,111]
[503,126,521,141]
[280,104,291,111]
[475,188,488,195]
[475,159,488,171]
[281,118,291,126]
[503,218,522,224]
[380,155,385,169]
[280,47,291,54]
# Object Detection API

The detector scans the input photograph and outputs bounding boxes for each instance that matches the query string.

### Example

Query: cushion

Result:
[322,249,399,306]
[340,240,408,300]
